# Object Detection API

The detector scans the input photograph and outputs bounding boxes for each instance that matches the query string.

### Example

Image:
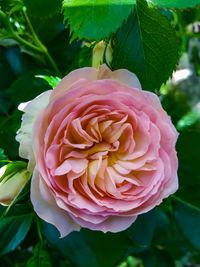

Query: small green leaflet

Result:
[36,75,61,88]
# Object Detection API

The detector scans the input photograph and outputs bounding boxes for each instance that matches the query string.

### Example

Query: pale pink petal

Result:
[72,214,138,233]
[53,159,88,175]
[31,168,80,237]
[16,90,52,170]
[50,68,98,101]
[111,69,142,90]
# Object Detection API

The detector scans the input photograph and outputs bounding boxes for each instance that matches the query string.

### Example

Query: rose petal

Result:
[31,168,80,237]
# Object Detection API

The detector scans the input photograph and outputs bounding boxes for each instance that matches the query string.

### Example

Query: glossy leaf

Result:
[36,75,61,88]
[6,70,52,105]
[127,210,155,253]
[0,213,33,256]
[42,221,131,267]
[112,0,179,91]
[63,0,133,40]
[174,198,200,250]
[149,0,200,9]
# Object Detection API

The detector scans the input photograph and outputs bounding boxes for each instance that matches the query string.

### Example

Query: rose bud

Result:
[92,41,112,68]
[0,167,30,206]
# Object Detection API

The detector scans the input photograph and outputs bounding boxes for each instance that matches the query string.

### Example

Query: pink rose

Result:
[16,65,178,237]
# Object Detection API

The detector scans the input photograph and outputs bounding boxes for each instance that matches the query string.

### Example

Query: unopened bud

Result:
[0,167,30,206]
[92,41,112,68]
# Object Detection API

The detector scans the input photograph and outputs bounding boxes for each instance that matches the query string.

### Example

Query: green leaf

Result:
[153,207,188,260]
[35,75,61,88]
[42,221,131,267]
[81,229,131,267]
[0,148,6,168]
[6,70,52,106]
[42,222,98,267]
[176,110,200,131]
[69,44,93,70]
[27,243,52,267]
[175,185,200,210]
[173,197,200,250]
[149,0,200,9]
[6,203,33,217]
[127,210,155,253]
[23,0,62,18]
[0,213,33,256]
[112,0,179,91]
[63,0,133,41]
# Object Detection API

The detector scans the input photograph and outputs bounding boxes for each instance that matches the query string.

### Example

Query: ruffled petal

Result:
[16,90,52,170]
[31,168,80,237]
[72,214,138,233]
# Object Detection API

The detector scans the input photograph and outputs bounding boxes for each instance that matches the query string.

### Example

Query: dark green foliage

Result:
[42,221,130,267]
[23,0,62,18]
[112,0,179,91]
[176,131,200,188]
[142,249,175,267]
[27,243,53,267]
[0,207,33,256]
[174,199,200,250]
[127,210,155,253]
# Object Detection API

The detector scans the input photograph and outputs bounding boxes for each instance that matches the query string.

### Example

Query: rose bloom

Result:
[16,65,178,237]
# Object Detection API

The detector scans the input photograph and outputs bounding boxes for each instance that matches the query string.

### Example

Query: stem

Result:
[0,10,61,77]
[0,10,42,53]
[35,215,43,244]
[14,33,43,53]
[22,7,41,47]
[45,50,62,77]
[22,7,62,77]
